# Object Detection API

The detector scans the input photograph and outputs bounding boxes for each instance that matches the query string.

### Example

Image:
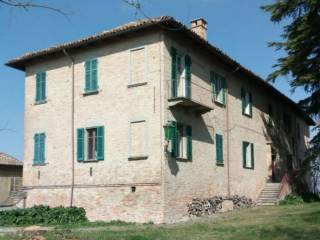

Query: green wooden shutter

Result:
[36,73,41,102]
[222,77,227,105]
[186,125,192,160]
[242,141,247,168]
[85,61,91,92]
[216,134,223,164]
[91,59,98,91]
[41,72,46,101]
[39,133,46,163]
[171,121,178,158]
[215,134,220,163]
[251,143,254,169]
[97,126,104,160]
[241,88,245,115]
[185,55,192,98]
[34,134,40,164]
[210,71,216,99]
[249,92,253,116]
[77,128,85,161]
[170,47,177,98]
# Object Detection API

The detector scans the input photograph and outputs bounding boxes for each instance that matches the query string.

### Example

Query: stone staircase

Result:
[0,191,26,210]
[256,183,281,206]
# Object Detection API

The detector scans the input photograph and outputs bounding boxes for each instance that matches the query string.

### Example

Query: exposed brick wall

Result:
[22,28,310,224]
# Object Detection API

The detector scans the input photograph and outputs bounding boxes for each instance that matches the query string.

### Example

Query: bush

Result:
[279,194,304,205]
[299,192,320,203]
[0,205,88,226]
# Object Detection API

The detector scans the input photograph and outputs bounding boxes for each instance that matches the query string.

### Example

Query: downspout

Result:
[226,66,240,198]
[62,49,75,207]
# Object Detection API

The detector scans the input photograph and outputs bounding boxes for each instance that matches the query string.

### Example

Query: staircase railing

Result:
[278,173,292,200]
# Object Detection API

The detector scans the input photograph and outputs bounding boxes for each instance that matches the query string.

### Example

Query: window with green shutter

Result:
[243,141,254,169]
[170,47,192,99]
[185,55,192,98]
[33,133,45,165]
[85,59,98,93]
[170,121,192,160]
[77,126,104,162]
[241,88,252,117]
[186,125,192,160]
[211,71,227,105]
[171,47,177,98]
[215,134,224,165]
[35,72,46,103]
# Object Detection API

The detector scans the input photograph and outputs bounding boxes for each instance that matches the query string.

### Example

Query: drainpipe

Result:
[62,49,75,207]
[226,66,240,198]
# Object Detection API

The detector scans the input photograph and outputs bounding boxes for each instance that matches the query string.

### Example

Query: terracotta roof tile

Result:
[0,153,23,166]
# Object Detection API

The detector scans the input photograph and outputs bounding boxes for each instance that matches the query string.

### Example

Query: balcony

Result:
[168,97,213,115]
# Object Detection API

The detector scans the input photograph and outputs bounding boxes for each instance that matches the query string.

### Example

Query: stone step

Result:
[257,202,277,206]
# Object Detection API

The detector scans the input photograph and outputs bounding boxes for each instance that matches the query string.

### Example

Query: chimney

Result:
[190,18,208,40]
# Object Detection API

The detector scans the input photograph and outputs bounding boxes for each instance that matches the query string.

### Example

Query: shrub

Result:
[279,194,304,205]
[0,205,88,226]
[299,192,320,203]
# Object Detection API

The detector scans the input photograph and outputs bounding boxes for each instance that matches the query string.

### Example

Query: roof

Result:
[5,16,315,125]
[0,153,23,166]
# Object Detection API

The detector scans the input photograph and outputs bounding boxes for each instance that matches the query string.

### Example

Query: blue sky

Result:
[0,0,307,160]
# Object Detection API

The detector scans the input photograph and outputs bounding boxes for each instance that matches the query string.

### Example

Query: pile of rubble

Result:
[231,195,255,210]
[188,195,255,217]
[187,197,223,217]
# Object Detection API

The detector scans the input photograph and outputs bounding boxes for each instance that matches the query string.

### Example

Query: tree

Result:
[262,0,320,193]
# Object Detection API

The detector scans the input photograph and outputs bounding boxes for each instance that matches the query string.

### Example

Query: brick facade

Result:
[11,19,310,223]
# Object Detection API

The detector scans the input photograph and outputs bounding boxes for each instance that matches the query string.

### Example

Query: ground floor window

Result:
[215,134,224,165]
[77,126,104,162]
[170,121,192,160]
[243,141,254,169]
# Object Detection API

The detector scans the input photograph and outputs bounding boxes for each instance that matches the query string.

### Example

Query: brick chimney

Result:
[190,18,207,40]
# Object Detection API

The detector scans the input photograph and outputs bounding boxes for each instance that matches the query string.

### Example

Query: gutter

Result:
[62,49,75,207]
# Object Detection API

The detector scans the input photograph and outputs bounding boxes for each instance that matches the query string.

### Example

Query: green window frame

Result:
[211,71,227,105]
[35,72,46,103]
[77,126,104,162]
[215,134,224,165]
[242,141,254,169]
[170,47,192,99]
[33,133,46,165]
[241,88,252,117]
[169,121,192,160]
[84,59,98,93]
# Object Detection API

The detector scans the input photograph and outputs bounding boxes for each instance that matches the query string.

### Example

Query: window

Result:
[170,121,192,160]
[129,120,147,159]
[171,47,191,98]
[215,134,223,165]
[77,126,104,161]
[87,128,97,160]
[129,47,146,86]
[241,88,252,117]
[283,113,292,133]
[211,72,227,105]
[35,72,46,103]
[34,133,45,165]
[84,59,98,93]
[242,141,254,169]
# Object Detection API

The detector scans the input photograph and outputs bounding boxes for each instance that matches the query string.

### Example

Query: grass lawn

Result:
[1,203,319,240]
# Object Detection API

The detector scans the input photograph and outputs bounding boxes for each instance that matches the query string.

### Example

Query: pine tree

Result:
[262,0,320,192]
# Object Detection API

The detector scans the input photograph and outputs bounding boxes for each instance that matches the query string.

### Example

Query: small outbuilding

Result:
[0,153,23,204]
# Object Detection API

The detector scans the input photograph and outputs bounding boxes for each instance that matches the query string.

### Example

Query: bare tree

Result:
[0,0,70,18]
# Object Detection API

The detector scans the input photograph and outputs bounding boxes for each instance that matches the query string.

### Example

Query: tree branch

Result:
[0,0,70,20]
